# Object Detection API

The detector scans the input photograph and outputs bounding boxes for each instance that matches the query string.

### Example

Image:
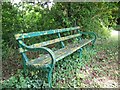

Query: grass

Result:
[2,30,119,88]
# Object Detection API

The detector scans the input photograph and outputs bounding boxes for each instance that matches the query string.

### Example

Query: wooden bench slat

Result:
[15,27,80,40]
[56,39,93,61]
[30,33,82,48]
[26,39,93,67]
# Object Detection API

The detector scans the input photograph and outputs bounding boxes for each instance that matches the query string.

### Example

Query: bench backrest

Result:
[15,26,81,53]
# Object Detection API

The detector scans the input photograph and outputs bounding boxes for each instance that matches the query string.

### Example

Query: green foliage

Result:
[53,2,118,38]
[2,42,15,60]
[2,2,18,44]
[2,70,44,88]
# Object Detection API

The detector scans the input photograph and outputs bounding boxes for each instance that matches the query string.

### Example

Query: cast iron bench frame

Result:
[15,26,96,87]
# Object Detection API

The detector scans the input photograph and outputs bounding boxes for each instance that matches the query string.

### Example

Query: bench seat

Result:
[26,39,93,68]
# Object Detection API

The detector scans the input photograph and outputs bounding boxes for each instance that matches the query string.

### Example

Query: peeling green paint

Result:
[14,26,80,40]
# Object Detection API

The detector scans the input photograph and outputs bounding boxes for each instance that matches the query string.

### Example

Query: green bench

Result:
[15,26,96,87]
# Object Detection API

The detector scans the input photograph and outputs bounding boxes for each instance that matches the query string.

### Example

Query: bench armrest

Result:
[18,40,56,67]
[79,31,97,43]
[28,47,56,67]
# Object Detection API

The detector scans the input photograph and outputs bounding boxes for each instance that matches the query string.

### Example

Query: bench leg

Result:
[78,48,83,67]
[79,48,83,59]
[47,67,53,88]
[91,42,94,47]
[22,60,27,76]
[92,39,96,47]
